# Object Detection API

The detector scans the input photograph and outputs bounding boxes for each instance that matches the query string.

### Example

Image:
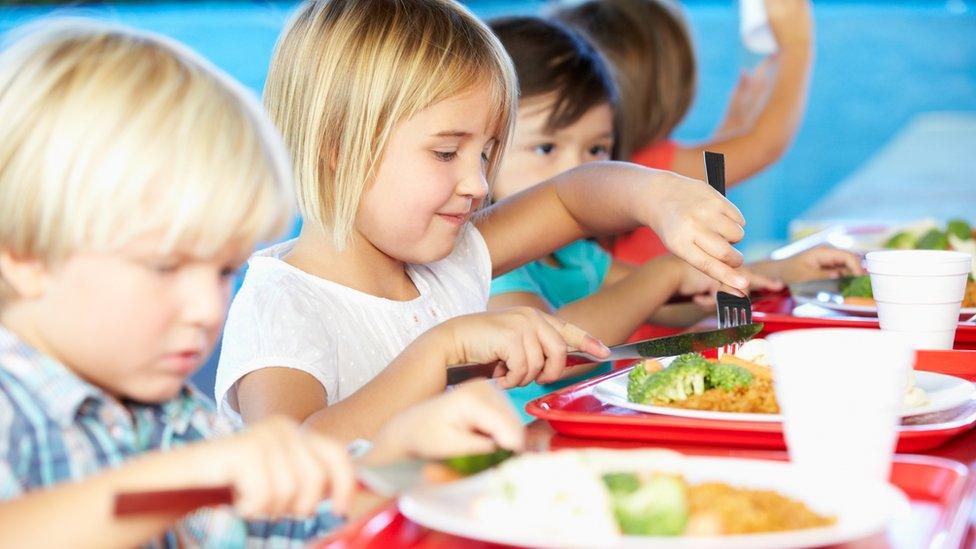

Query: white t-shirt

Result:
[215,224,492,423]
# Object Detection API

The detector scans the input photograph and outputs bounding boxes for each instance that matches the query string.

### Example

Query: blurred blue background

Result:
[2,1,975,395]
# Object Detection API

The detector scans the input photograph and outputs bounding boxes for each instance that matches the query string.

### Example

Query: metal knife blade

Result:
[446,323,763,385]
[356,459,427,497]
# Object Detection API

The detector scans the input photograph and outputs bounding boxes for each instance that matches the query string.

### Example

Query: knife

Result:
[445,322,763,385]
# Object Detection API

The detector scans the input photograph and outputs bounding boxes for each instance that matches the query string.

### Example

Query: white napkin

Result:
[740,0,779,55]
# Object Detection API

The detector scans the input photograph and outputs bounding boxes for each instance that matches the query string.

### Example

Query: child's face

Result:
[15,232,245,403]
[494,94,614,201]
[356,85,497,264]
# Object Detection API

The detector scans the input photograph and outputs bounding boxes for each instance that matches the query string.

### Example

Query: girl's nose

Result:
[456,169,489,200]
[561,149,585,174]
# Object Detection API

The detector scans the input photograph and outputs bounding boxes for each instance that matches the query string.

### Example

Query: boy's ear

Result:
[0,249,48,300]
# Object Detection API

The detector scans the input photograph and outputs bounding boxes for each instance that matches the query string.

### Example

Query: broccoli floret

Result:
[627,361,655,402]
[707,362,754,390]
[947,219,973,241]
[442,449,513,476]
[884,231,917,249]
[840,275,873,298]
[917,229,949,250]
[602,473,641,496]
[610,474,688,536]
[629,354,709,405]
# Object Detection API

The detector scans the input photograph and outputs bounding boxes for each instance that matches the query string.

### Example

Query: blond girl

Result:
[217,0,747,440]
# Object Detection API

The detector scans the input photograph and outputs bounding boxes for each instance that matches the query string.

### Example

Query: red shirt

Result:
[607,140,686,348]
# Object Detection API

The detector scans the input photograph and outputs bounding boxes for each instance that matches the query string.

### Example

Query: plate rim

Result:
[398,454,911,549]
[592,367,976,423]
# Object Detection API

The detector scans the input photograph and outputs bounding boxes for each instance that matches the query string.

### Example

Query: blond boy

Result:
[0,19,522,548]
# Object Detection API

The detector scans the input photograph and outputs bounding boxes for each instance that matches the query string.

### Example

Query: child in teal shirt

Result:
[489,17,864,420]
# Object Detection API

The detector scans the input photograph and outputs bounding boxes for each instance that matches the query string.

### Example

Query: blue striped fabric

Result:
[0,327,343,548]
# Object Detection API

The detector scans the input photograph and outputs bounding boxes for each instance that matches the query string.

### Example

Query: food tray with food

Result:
[592,351,974,422]
[790,275,976,318]
[749,293,976,349]
[526,367,976,452]
[315,454,973,549]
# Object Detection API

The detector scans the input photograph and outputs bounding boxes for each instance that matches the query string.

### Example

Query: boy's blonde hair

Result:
[556,0,696,159]
[0,19,294,298]
[265,0,517,248]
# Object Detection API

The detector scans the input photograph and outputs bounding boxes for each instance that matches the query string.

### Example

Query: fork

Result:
[703,151,752,357]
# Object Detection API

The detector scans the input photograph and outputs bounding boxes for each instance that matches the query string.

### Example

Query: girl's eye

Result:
[219,266,239,280]
[589,144,611,158]
[148,261,180,275]
[481,151,490,163]
[533,143,555,156]
[433,150,457,162]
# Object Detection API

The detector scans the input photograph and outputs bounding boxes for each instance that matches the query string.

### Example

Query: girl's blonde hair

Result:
[555,0,696,159]
[265,0,517,248]
[0,19,294,298]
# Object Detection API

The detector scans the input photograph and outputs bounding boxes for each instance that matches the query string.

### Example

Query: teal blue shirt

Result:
[491,240,613,421]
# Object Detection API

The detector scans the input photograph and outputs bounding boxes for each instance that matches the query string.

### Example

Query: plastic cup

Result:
[768,328,913,486]
[866,250,972,350]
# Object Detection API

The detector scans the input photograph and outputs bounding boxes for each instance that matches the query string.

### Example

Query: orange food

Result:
[715,355,772,380]
[667,377,779,414]
[843,296,877,307]
[422,463,464,484]
[688,483,836,534]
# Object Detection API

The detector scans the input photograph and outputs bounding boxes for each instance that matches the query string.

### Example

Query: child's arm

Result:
[361,379,524,465]
[476,161,748,291]
[236,309,609,441]
[0,418,355,549]
[749,246,864,283]
[489,255,715,347]
[668,0,813,185]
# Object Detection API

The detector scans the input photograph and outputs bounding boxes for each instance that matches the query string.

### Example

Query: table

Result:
[321,418,976,548]
[791,112,976,239]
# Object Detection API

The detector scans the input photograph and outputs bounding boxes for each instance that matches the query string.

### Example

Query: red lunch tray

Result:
[751,293,976,350]
[315,455,975,549]
[525,351,976,452]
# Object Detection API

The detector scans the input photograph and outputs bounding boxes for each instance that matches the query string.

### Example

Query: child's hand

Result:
[366,380,524,464]
[765,0,814,50]
[643,172,749,292]
[442,308,611,388]
[202,417,355,519]
[770,246,864,283]
[676,260,784,309]
[715,59,776,138]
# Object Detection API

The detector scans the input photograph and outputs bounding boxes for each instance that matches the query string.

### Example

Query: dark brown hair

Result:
[555,0,696,159]
[489,16,618,139]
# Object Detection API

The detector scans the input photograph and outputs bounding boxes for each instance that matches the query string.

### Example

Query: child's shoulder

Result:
[235,239,334,308]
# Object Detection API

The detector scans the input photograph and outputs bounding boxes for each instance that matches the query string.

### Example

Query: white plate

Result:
[399,453,911,549]
[592,367,975,423]
[789,278,976,320]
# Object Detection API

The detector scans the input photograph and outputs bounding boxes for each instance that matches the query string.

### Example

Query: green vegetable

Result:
[442,449,514,475]
[884,231,917,249]
[626,361,655,402]
[628,354,709,405]
[602,472,641,496]
[608,474,688,536]
[840,275,873,299]
[916,229,949,250]
[947,219,973,241]
[707,362,753,390]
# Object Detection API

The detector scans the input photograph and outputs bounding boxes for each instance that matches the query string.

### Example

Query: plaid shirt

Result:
[0,327,342,548]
